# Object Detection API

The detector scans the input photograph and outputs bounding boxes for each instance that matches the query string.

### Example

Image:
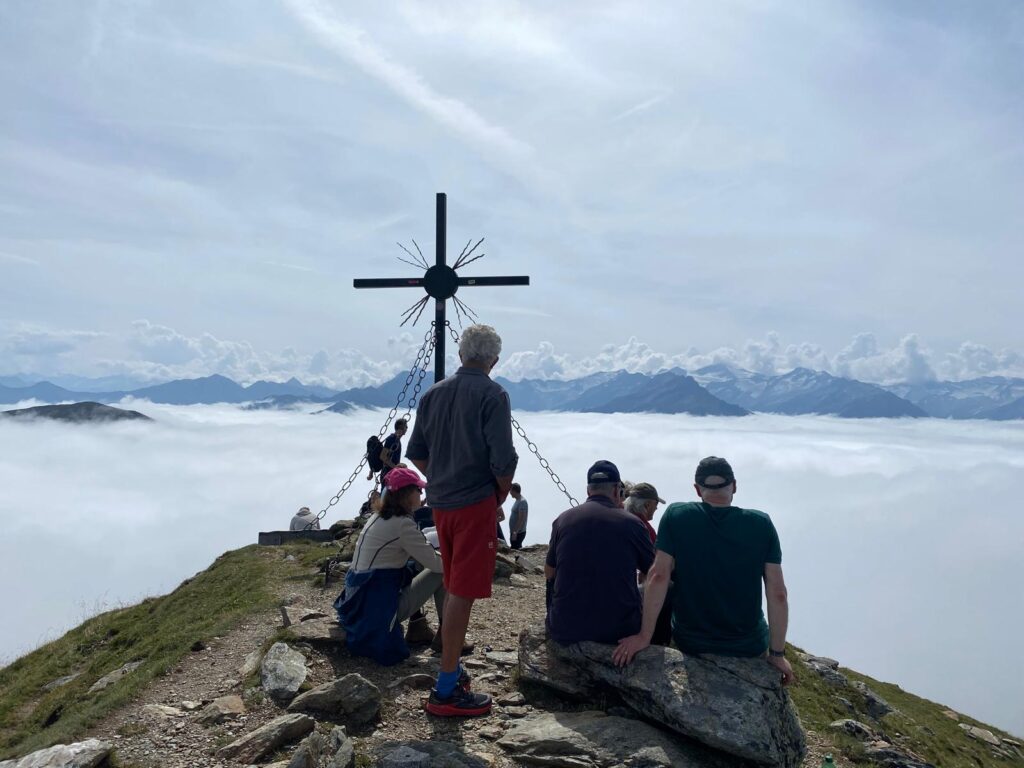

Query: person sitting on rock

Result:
[624,482,673,646]
[545,460,655,645]
[289,506,320,531]
[332,468,446,665]
[613,457,796,685]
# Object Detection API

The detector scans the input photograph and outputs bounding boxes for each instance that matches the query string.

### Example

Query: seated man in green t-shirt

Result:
[612,456,795,685]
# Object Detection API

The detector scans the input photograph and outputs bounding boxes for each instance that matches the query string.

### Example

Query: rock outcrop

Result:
[286,673,381,724]
[261,642,308,701]
[498,711,746,767]
[216,713,315,762]
[0,739,111,768]
[518,625,806,767]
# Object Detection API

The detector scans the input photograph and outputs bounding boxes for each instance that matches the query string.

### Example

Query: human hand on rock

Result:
[767,655,796,686]
[612,634,649,667]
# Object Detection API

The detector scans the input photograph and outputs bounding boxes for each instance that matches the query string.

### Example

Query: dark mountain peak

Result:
[1,402,152,423]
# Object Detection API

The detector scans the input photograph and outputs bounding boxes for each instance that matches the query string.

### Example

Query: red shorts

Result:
[434,495,498,600]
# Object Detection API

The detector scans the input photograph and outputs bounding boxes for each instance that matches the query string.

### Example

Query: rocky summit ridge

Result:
[0,527,1020,768]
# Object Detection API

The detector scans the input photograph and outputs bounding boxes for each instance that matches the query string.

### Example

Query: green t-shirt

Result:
[656,501,782,657]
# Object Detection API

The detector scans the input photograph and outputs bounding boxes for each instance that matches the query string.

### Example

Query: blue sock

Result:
[435,664,462,698]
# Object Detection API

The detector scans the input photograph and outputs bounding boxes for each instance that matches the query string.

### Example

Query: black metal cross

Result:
[354,193,530,383]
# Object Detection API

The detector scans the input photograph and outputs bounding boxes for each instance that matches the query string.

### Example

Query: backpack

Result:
[366,435,385,473]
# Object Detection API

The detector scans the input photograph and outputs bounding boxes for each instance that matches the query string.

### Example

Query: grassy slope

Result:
[0,543,326,759]
[1,544,1019,765]
[787,644,1020,766]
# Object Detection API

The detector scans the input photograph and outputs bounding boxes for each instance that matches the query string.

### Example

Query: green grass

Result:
[788,644,1020,767]
[0,543,319,759]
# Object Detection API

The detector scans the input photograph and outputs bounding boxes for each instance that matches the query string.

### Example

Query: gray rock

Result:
[830,718,878,741]
[517,626,601,700]
[41,673,82,692]
[142,703,184,718]
[0,739,111,768]
[216,713,315,762]
[381,746,430,768]
[197,694,246,725]
[286,617,347,645]
[519,625,806,768]
[238,648,263,679]
[327,726,355,768]
[801,655,849,687]
[281,606,328,628]
[509,574,531,588]
[959,724,1001,746]
[390,673,435,690]
[87,660,144,693]
[862,745,935,768]
[513,553,545,575]
[497,711,744,768]
[484,651,518,667]
[261,642,307,701]
[853,680,895,719]
[287,673,381,723]
[375,741,488,768]
[287,731,329,768]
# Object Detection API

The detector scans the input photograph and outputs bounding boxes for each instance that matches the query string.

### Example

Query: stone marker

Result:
[518,625,806,768]
[0,739,111,768]
[87,660,144,694]
[216,713,315,762]
[287,673,381,724]
[261,642,307,701]
[498,711,744,768]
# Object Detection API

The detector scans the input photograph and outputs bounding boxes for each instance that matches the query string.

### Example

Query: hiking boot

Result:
[430,632,475,656]
[424,684,491,717]
[405,616,435,646]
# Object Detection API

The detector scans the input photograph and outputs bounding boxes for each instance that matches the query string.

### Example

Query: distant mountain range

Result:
[2,368,1023,420]
[1,402,152,423]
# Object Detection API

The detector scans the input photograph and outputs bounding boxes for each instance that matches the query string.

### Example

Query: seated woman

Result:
[333,468,445,665]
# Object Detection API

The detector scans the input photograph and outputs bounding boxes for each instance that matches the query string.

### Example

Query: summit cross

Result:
[353,192,530,383]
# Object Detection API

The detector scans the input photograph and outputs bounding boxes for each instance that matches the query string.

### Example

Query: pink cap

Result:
[385,467,426,492]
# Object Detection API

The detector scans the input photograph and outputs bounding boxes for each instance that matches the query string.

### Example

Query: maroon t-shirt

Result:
[546,496,655,645]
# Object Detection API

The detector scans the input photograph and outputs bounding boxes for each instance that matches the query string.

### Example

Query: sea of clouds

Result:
[1,404,1022,735]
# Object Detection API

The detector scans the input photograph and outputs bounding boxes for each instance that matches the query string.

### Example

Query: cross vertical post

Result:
[353,192,530,384]
[434,192,447,383]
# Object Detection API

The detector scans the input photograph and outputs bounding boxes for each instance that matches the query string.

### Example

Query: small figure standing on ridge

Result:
[379,418,408,489]
[289,506,320,531]
[613,457,795,686]
[407,324,518,718]
[508,483,528,549]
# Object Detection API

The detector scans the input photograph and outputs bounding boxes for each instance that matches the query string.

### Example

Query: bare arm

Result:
[544,564,555,580]
[411,458,429,475]
[764,562,795,685]
[612,550,674,666]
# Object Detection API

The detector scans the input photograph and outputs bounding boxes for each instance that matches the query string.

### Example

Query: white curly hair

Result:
[459,324,502,365]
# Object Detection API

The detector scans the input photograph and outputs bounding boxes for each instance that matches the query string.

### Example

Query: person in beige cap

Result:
[623,482,665,544]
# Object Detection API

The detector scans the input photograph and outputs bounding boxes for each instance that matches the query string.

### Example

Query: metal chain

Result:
[444,320,579,508]
[313,325,436,526]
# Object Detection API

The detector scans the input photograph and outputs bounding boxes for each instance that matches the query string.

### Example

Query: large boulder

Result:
[518,624,601,700]
[287,673,381,724]
[261,642,308,701]
[0,739,111,768]
[216,713,315,762]
[518,625,806,767]
[498,711,744,768]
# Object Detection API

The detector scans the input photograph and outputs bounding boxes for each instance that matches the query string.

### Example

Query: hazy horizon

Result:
[1,404,1021,736]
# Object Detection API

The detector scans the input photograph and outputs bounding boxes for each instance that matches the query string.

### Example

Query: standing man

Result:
[508,483,529,549]
[613,457,795,686]
[545,461,655,645]
[379,418,408,490]
[406,324,518,717]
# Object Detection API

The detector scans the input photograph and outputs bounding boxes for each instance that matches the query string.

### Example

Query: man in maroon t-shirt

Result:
[545,461,655,645]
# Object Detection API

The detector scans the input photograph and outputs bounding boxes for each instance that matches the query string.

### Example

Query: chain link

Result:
[445,321,579,508]
[312,324,436,527]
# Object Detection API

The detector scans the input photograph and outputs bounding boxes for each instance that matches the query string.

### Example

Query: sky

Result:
[2,2,1024,388]
[1,405,1022,736]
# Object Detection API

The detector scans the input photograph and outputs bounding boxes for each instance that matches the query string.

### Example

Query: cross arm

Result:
[353,278,426,289]
[457,276,530,287]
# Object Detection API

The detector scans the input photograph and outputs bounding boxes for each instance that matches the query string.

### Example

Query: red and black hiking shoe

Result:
[424,684,491,717]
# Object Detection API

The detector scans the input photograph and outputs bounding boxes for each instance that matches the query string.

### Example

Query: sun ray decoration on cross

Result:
[353,193,529,383]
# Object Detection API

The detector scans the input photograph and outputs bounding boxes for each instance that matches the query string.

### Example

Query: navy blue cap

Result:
[587,459,621,485]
